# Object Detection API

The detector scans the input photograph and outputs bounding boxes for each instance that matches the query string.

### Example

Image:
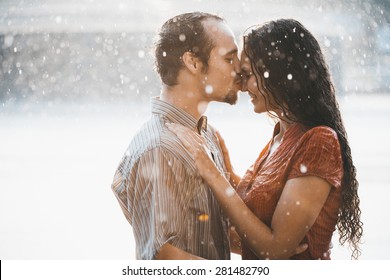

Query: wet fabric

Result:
[111,97,230,260]
[236,123,343,259]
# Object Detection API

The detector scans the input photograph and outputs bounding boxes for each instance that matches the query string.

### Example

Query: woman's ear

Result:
[182,51,202,74]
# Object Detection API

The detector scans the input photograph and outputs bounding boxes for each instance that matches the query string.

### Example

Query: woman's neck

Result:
[268,119,293,157]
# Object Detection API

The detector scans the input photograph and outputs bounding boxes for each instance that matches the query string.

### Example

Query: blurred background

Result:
[1,0,389,259]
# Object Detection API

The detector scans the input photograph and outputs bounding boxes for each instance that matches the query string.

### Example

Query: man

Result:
[111,12,241,260]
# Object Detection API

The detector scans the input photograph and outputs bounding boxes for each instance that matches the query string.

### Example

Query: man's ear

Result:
[182,51,202,74]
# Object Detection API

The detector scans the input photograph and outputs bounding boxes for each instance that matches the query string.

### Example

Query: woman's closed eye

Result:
[241,70,253,83]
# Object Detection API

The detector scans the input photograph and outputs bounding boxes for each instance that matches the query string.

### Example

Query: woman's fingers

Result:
[166,122,221,184]
[166,123,205,153]
[216,130,233,169]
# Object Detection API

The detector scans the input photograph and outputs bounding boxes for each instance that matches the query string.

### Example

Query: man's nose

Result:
[234,57,241,74]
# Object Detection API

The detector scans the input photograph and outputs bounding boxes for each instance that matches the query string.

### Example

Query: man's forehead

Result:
[202,19,238,55]
[211,32,238,55]
[216,46,237,56]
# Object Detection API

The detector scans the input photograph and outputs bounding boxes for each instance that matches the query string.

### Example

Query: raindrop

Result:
[4,35,14,48]
[218,47,227,55]
[179,34,186,42]
[225,188,235,197]
[300,164,307,173]
[324,38,331,47]
[198,101,208,113]
[205,85,213,94]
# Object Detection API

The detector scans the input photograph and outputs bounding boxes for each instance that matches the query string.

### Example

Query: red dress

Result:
[236,123,343,259]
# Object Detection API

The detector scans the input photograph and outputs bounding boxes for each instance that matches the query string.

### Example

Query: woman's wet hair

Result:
[245,19,363,259]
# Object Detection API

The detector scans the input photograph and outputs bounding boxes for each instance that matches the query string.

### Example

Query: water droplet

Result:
[218,47,227,55]
[324,38,331,47]
[205,85,213,94]
[197,101,208,113]
[225,188,235,197]
[179,34,186,42]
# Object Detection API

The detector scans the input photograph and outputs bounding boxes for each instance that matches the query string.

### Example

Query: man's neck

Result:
[160,85,208,120]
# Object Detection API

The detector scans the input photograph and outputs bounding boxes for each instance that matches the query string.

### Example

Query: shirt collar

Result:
[151,96,207,134]
[272,121,306,141]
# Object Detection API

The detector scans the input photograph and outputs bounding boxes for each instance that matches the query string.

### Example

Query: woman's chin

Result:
[252,103,265,114]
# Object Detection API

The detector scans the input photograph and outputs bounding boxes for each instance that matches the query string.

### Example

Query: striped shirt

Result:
[111,97,230,260]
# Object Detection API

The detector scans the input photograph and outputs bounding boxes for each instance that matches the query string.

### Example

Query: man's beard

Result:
[223,90,238,105]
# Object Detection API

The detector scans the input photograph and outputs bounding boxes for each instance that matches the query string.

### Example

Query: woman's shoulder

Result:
[301,125,339,143]
[308,125,337,135]
[287,124,341,158]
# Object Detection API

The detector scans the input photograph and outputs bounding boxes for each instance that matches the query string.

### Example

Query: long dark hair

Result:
[244,19,363,259]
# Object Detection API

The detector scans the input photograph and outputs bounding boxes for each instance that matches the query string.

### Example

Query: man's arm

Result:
[132,148,194,259]
[156,243,204,260]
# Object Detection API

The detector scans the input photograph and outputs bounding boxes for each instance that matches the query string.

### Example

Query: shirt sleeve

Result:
[128,147,190,259]
[287,126,343,188]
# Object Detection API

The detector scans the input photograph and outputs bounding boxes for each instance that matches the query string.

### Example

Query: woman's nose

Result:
[241,76,248,92]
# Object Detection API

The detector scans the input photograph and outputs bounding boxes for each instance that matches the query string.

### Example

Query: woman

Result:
[167,19,363,259]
